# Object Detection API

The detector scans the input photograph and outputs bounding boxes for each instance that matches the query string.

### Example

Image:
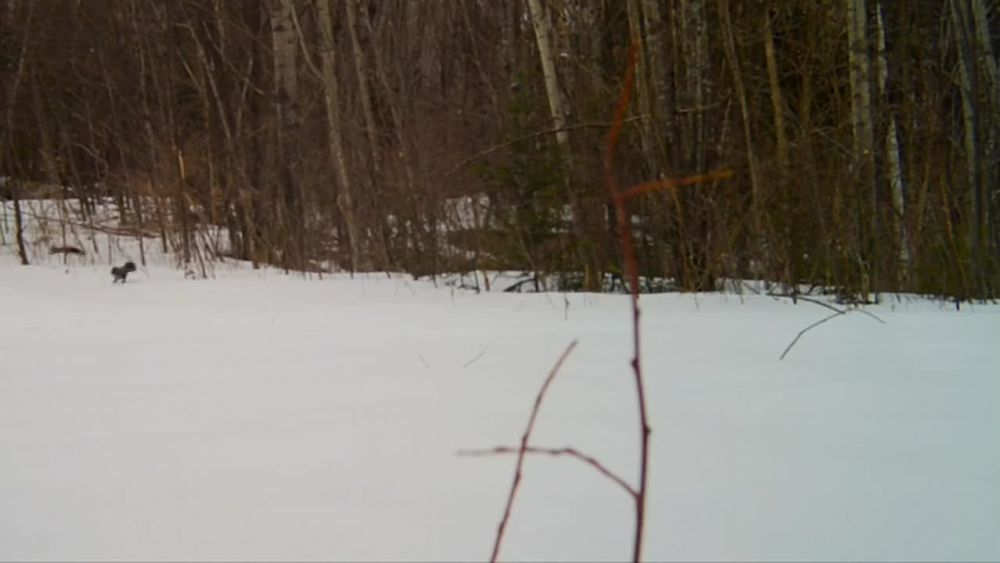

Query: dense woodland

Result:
[1,0,998,300]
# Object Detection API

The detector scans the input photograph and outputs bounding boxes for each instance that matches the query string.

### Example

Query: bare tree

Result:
[718,0,761,232]
[874,1,908,267]
[270,0,304,268]
[951,0,998,282]
[314,0,362,271]
[525,0,572,165]
[2,0,31,265]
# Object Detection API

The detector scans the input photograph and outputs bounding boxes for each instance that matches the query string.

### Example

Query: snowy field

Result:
[2,203,1000,561]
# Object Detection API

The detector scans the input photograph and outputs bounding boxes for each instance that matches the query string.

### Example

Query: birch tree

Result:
[525,0,571,164]
[2,0,30,265]
[847,0,875,159]
[874,1,908,266]
[526,0,601,289]
[269,0,303,267]
[315,0,362,271]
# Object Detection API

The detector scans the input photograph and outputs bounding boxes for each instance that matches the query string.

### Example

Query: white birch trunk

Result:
[847,0,874,159]
[690,0,709,172]
[315,0,362,271]
[270,0,300,262]
[526,0,605,288]
[525,0,571,162]
[875,3,909,264]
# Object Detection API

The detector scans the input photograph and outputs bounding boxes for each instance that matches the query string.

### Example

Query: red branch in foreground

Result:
[476,43,733,563]
[604,44,733,562]
[603,44,651,563]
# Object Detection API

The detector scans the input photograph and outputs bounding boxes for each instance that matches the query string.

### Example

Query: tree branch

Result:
[779,310,845,360]
[459,445,637,498]
[772,292,886,360]
[604,44,651,563]
[487,340,578,563]
[444,117,643,177]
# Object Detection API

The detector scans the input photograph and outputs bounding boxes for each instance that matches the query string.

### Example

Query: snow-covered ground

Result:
[2,202,999,561]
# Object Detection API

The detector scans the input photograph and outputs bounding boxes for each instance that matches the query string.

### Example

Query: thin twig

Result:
[463,347,488,368]
[444,117,643,177]
[741,281,763,295]
[769,292,842,314]
[618,169,734,201]
[848,307,886,324]
[769,292,886,323]
[772,292,886,360]
[779,311,844,360]
[459,445,637,498]
[12,207,158,237]
[488,340,578,563]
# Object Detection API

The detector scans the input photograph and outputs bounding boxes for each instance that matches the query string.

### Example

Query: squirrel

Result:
[111,261,137,283]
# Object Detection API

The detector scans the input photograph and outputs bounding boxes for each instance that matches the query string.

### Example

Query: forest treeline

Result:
[2,0,998,300]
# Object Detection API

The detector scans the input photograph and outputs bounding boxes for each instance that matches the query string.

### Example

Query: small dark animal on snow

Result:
[111,261,137,284]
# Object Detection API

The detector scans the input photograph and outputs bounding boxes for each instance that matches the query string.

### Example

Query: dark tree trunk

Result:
[12,187,29,265]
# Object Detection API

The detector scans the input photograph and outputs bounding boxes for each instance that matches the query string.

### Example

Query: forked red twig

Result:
[603,44,651,563]
[604,42,732,563]
[478,40,733,563]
